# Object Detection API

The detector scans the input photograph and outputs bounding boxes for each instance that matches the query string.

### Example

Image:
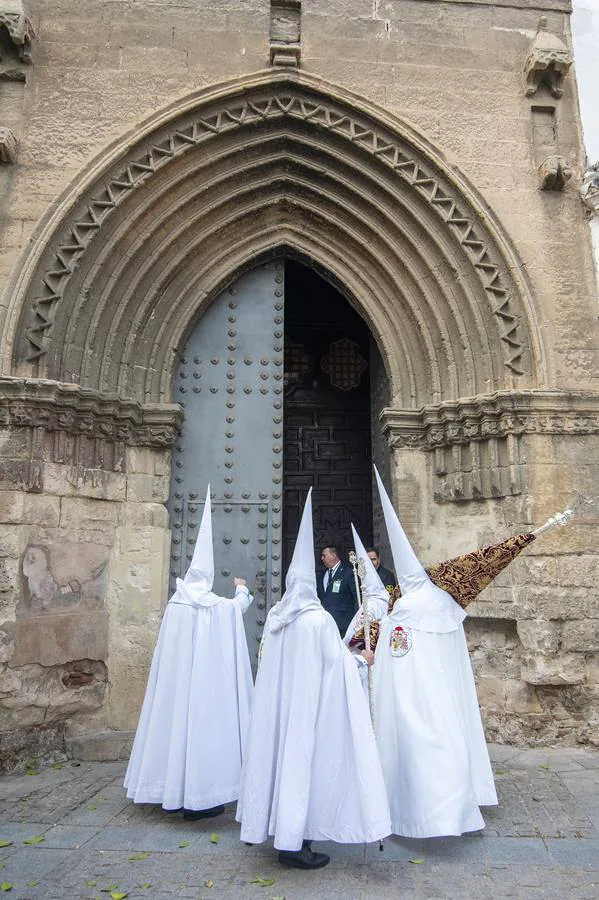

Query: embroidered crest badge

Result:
[390,624,412,657]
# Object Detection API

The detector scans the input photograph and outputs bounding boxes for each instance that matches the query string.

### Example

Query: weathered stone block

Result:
[126,473,170,503]
[519,555,558,584]
[116,501,169,529]
[125,446,170,477]
[43,463,127,501]
[0,526,24,559]
[521,651,585,685]
[60,496,118,528]
[561,619,599,652]
[0,492,61,526]
[518,584,599,619]
[557,555,599,588]
[65,729,134,762]
[12,611,109,666]
[0,722,66,775]
[517,618,561,653]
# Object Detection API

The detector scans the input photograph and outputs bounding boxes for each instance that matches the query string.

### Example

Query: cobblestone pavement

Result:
[0,745,598,899]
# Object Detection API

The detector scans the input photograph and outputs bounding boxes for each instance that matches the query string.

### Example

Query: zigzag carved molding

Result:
[27,92,526,374]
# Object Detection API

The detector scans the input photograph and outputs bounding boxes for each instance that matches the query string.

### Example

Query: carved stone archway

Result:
[4,70,543,412]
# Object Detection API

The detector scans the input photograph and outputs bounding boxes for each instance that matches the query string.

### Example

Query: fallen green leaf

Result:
[23,835,45,845]
[128,852,150,860]
[110,893,128,900]
[0,885,12,893]
[25,770,39,777]
[139,885,151,890]
[539,763,550,770]
[86,881,97,887]
[409,858,425,864]
[51,763,64,770]
[26,881,40,887]
[87,804,97,811]
[209,832,219,844]
[251,876,276,886]
[100,885,119,893]
[0,842,12,849]
[494,769,505,776]
[178,840,190,848]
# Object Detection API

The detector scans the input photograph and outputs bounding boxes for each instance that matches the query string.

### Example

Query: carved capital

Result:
[0,126,17,164]
[524,17,572,99]
[0,2,36,63]
[581,162,599,215]
[538,155,572,191]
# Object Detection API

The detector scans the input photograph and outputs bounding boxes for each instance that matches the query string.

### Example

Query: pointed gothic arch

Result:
[4,70,544,407]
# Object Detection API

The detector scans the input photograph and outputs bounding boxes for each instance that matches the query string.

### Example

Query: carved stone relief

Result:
[270,1,301,68]
[581,163,599,216]
[524,17,572,99]
[0,125,17,163]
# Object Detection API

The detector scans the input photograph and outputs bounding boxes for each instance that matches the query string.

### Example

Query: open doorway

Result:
[282,260,373,574]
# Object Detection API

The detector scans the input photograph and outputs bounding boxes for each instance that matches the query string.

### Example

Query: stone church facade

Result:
[0,0,598,770]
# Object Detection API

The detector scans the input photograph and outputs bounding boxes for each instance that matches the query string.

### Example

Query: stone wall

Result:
[0,0,598,764]
[0,379,179,770]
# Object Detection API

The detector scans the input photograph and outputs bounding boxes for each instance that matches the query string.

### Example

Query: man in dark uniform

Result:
[317,544,358,637]
[366,547,397,595]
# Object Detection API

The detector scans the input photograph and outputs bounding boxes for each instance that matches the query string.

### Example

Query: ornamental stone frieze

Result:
[0,377,183,470]
[381,390,599,502]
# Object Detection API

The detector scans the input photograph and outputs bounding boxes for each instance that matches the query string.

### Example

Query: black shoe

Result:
[182,804,225,820]
[278,840,330,869]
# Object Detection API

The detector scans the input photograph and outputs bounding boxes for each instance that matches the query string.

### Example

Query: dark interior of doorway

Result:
[283,260,373,577]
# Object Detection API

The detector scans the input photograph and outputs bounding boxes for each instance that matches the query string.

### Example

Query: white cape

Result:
[374,597,497,838]
[236,606,391,850]
[124,586,253,810]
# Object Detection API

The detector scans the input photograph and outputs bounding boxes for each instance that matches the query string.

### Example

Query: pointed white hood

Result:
[374,466,465,633]
[268,488,322,632]
[350,524,389,620]
[171,484,221,608]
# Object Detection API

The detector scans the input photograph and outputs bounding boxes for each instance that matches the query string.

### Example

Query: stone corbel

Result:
[0,2,36,63]
[524,16,572,99]
[269,1,301,68]
[538,155,572,192]
[0,126,17,164]
[581,162,599,216]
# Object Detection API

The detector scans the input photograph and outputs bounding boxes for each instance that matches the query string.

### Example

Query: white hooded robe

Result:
[124,486,254,811]
[373,467,497,838]
[236,489,391,851]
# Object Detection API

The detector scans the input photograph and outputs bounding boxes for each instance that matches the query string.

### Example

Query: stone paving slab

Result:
[0,745,598,898]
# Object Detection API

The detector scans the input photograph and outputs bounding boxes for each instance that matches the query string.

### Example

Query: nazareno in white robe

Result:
[124,580,253,811]
[374,585,497,838]
[237,604,391,850]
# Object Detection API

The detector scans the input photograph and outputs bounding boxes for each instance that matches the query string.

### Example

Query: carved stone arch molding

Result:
[6,70,543,408]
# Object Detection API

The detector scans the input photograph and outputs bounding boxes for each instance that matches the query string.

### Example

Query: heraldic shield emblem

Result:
[390,624,413,658]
